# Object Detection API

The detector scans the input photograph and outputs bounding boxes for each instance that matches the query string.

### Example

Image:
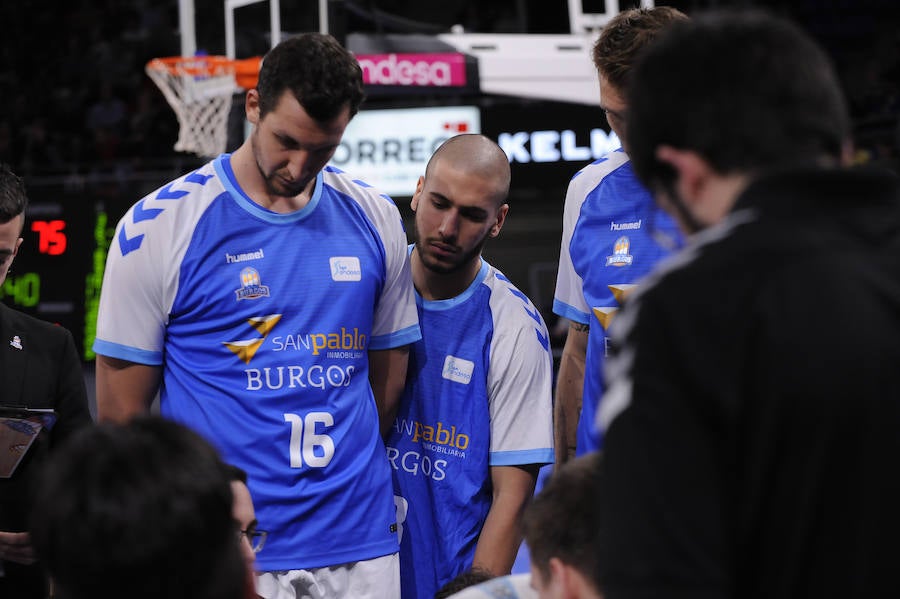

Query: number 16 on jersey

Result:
[283,412,335,468]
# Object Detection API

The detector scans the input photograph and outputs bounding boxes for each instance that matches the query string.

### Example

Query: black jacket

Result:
[597,167,900,599]
[0,302,92,593]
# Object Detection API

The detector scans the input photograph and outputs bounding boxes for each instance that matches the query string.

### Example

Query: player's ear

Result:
[489,203,509,238]
[548,557,588,599]
[245,89,261,125]
[655,145,712,208]
[410,176,425,212]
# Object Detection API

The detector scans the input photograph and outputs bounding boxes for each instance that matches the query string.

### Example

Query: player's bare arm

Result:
[472,463,541,575]
[554,321,589,466]
[95,355,161,422]
[369,346,410,437]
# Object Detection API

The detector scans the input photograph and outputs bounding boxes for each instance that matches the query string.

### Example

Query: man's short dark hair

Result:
[30,417,246,599]
[0,162,28,225]
[626,9,850,193]
[256,32,365,122]
[591,6,689,90]
[523,453,604,592]
[434,568,495,598]
[225,462,248,485]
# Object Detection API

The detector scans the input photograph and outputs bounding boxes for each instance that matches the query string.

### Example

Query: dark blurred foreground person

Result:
[597,9,900,599]
[30,417,252,599]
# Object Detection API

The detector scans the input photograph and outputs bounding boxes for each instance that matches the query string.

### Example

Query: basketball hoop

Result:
[146,56,242,158]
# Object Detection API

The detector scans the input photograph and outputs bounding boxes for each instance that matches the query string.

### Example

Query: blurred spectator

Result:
[30,417,250,599]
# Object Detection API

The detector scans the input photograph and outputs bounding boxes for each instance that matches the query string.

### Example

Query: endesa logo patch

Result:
[330,257,362,282]
[442,355,474,384]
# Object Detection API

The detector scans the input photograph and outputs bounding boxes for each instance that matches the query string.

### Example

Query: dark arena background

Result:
[1,0,898,409]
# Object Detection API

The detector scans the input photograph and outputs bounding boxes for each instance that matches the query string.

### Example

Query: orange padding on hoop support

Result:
[146,55,262,90]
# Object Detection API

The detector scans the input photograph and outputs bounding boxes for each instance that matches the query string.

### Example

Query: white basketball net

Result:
[146,57,237,158]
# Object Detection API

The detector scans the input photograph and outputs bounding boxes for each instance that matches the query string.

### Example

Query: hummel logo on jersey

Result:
[235,267,270,300]
[610,219,641,231]
[605,236,634,267]
[330,257,362,281]
[442,355,474,384]
[226,248,265,264]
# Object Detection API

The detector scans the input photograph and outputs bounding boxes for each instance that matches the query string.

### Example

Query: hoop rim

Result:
[146,55,234,74]
[146,55,262,89]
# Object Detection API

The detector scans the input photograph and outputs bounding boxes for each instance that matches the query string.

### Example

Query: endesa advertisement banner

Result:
[329,106,481,197]
[352,49,480,98]
[356,53,468,87]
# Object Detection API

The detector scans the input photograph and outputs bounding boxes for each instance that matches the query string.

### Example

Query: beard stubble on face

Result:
[256,160,309,198]
[413,219,491,275]
[250,128,311,199]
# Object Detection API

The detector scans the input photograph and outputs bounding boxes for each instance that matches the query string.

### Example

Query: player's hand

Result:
[0,531,37,565]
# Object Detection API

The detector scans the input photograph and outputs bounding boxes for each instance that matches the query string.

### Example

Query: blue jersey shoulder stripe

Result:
[369,323,422,350]
[489,448,554,466]
[552,299,590,325]
[92,339,163,366]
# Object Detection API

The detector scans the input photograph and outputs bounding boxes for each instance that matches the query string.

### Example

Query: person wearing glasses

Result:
[30,417,252,599]
[227,463,267,595]
[0,162,92,599]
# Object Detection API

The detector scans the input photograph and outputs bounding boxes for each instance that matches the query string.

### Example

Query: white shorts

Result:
[256,553,400,599]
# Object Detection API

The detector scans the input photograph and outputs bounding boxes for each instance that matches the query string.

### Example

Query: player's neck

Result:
[412,250,481,302]
[229,146,315,213]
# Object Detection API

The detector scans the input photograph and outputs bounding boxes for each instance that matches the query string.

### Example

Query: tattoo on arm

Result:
[571,322,590,333]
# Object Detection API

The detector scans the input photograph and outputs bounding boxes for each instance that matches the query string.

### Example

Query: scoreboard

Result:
[0,196,118,363]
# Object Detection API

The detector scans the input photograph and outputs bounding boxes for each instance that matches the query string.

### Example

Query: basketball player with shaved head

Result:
[386,134,554,599]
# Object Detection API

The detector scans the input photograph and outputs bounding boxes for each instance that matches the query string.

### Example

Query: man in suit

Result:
[0,162,92,598]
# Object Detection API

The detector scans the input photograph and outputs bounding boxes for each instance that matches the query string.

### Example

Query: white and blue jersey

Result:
[553,149,680,453]
[387,257,554,599]
[94,156,420,571]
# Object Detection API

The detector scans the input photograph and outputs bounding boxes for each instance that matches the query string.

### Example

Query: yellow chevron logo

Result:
[223,314,282,364]
[608,284,636,304]
[592,307,618,330]
[248,313,281,336]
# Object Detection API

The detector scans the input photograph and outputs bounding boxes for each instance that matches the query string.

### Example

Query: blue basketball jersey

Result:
[553,150,681,452]
[94,156,420,571]
[387,258,554,599]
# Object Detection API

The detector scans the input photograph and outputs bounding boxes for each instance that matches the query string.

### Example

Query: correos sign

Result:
[330,106,481,197]
[356,53,468,87]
